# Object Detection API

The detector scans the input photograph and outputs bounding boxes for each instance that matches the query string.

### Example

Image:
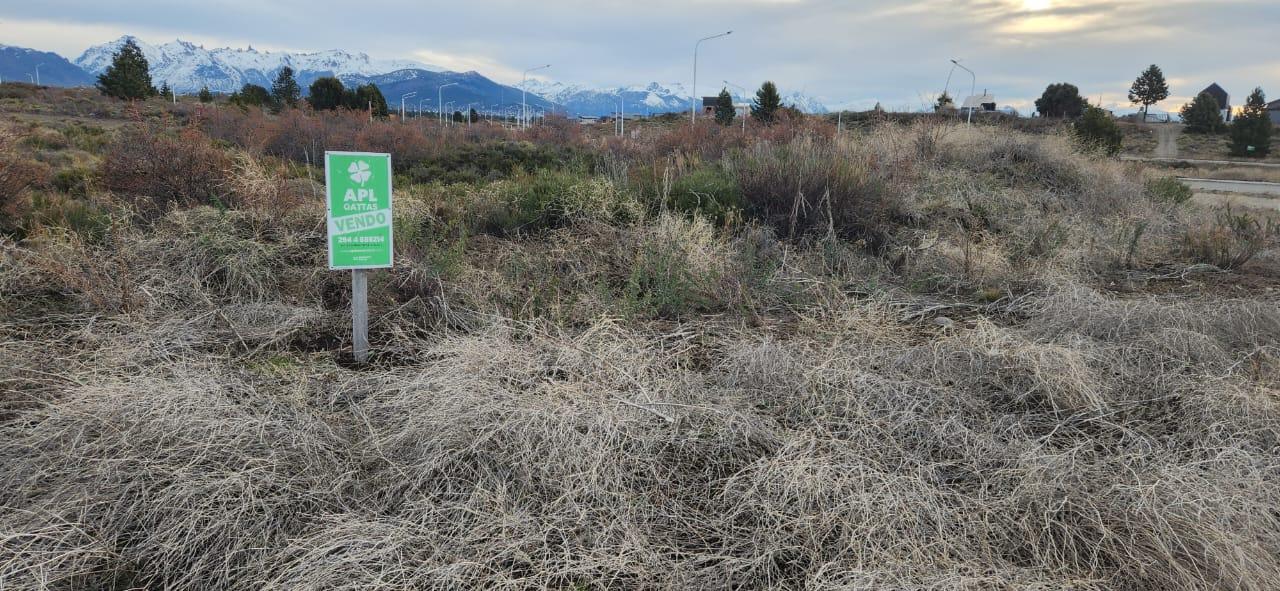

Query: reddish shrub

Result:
[0,130,53,234]
[98,124,232,217]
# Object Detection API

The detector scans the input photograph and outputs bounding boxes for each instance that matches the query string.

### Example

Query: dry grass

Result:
[3,106,1280,589]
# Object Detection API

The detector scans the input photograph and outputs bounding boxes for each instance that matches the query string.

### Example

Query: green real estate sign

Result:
[326,151,394,269]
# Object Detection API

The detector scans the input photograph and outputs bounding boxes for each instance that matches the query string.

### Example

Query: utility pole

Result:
[521,64,551,130]
[691,31,732,124]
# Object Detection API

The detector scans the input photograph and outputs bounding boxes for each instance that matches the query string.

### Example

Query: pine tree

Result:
[714,88,735,126]
[469,107,479,123]
[96,39,155,100]
[198,86,213,103]
[1229,87,1272,158]
[1034,82,1087,118]
[230,83,271,107]
[307,77,347,111]
[934,92,954,112]
[271,66,301,109]
[159,82,172,101]
[751,81,782,123]
[1128,64,1170,122]
[1179,92,1224,134]
[353,83,389,118]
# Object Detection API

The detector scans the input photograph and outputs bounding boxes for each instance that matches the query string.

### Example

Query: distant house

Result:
[1199,83,1231,122]
[960,92,996,114]
[701,96,720,116]
[1268,99,1280,125]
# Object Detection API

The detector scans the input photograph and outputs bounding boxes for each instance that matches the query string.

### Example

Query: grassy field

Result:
[4,84,1280,590]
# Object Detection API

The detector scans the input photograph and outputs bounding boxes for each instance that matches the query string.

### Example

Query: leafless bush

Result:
[98,124,231,217]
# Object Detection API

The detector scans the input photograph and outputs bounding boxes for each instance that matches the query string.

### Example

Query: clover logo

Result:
[348,160,372,185]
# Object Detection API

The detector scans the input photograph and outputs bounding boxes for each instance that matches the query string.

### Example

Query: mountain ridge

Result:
[0,36,830,115]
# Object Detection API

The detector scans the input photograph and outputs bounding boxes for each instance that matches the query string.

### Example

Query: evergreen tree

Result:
[714,88,735,126]
[935,92,954,112]
[1034,82,1087,118]
[1074,105,1123,155]
[96,38,155,100]
[1128,64,1170,122]
[352,83,389,118]
[271,66,301,109]
[751,81,782,123]
[159,82,172,101]
[230,83,271,107]
[469,107,479,123]
[198,86,213,103]
[307,77,347,111]
[1229,87,1272,158]
[1179,92,1225,134]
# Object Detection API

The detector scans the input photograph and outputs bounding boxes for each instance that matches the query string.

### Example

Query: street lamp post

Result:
[942,59,960,112]
[723,80,747,132]
[691,30,732,124]
[400,91,417,121]
[35,63,43,86]
[522,64,551,130]
[951,59,976,126]
[438,82,458,125]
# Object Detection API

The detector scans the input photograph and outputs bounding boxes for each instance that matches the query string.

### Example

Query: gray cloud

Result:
[2,0,1277,112]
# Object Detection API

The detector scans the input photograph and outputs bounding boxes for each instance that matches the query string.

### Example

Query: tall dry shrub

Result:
[98,124,232,217]
[730,135,896,246]
[0,128,52,234]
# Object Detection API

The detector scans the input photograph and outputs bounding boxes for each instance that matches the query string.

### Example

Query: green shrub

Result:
[405,141,585,185]
[668,167,741,226]
[1145,176,1192,205]
[26,192,113,242]
[470,170,640,236]
[53,167,94,197]
[1074,105,1123,155]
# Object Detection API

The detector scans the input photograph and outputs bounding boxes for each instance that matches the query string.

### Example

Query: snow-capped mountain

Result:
[520,79,828,116]
[75,36,440,94]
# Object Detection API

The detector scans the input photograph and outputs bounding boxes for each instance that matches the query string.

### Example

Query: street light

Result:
[35,63,44,86]
[941,59,959,111]
[723,80,748,132]
[444,102,455,125]
[522,64,551,130]
[400,91,417,121]
[950,58,976,126]
[438,82,458,125]
[691,30,732,124]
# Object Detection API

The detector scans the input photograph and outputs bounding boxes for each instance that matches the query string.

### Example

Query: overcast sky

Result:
[2,0,1278,112]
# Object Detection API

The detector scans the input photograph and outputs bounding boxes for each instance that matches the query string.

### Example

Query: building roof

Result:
[961,94,995,109]
[1267,99,1280,111]
[702,96,721,107]
[1200,83,1230,107]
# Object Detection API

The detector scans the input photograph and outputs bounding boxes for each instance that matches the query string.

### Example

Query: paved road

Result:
[1179,177,1280,196]
[1122,156,1280,169]
[1181,177,1280,211]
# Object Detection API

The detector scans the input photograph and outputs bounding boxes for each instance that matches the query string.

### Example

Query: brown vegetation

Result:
[3,94,1280,590]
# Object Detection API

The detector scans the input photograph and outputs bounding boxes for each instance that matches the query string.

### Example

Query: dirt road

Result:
[1153,125,1181,159]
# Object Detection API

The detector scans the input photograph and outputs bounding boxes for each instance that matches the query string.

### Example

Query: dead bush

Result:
[98,124,232,217]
